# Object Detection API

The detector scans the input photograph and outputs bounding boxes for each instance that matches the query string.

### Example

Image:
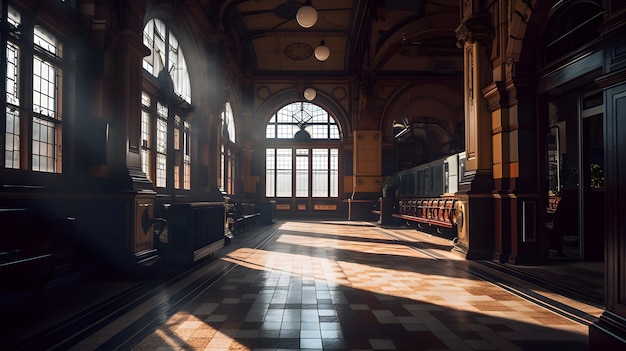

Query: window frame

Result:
[141,18,193,192]
[264,102,341,199]
[2,5,66,174]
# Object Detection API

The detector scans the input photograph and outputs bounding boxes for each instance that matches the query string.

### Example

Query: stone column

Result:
[349,130,382,220]
[75,0,158,270]
[453,13,495,259]
[484,73,545,264]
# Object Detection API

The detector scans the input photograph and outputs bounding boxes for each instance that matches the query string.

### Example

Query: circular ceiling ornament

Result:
[256,86,271,99]
[284,42,314,60]
[332,87,346,100]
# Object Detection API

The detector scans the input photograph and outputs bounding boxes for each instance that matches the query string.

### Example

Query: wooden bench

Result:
[393,197,457,228]
[0,208,75,294]
[228,202,260,233]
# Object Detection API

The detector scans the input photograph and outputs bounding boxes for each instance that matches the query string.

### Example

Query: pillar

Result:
[453,13,495,259]
[349,130,381,220]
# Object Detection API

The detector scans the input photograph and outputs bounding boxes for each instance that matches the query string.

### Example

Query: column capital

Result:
[455,13,494,52]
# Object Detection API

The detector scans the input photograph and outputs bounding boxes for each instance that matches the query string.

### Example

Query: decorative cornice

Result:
[455,13,495,52]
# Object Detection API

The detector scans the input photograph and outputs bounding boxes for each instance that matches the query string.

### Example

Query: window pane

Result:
[222,102,236,143]
[184,120,191,190]
[312,149,328,197]
[32,117,59,172]
[174,115,181,151]
[6,43,19,105]
[157,118,167,154]
[5,107,20,169]
[266,124,275,138]
[156,103,167,187]
[34,26,60,57]
[141,110,151,179]
[329,125,340,139]
[277,124,296,138]
[156,154,166,187]
[8,6,21,28]
[33,57,59,118]
[169,32,191,103]
[266,149,276,196]
[296,149,309,197]
[276,149,292,197]
[330,149,339,197]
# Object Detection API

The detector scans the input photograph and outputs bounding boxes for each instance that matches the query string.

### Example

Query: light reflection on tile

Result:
[128,221,592,351]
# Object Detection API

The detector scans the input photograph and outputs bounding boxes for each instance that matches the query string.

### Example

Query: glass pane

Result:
[296,149,309,197]
[312,149,328,197]
[5,107,20,169]
[330,149,338,197]
[276,149,292,197]
[6,43,19,105]
[266,149,276,196]
[156,154,167,187]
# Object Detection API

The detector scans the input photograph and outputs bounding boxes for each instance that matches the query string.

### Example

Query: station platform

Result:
[3,220,603,350]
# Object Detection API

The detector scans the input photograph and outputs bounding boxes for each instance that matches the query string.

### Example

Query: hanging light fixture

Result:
[304,87,317,101]
[314,40,330,61]
[296,0,318,28]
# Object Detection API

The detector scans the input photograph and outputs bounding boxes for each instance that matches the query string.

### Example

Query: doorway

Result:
[545,88,604,262]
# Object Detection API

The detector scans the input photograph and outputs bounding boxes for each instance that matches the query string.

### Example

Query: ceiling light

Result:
[296,0,318,28]
[304,87,317,101]
[314,40,330,61]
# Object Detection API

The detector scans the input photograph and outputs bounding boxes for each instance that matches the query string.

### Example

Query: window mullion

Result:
[327,147,330,197]
[308,148,312,198]
[21,18,34,171]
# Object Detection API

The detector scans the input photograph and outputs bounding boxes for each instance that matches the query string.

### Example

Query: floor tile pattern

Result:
[106,221,589,350]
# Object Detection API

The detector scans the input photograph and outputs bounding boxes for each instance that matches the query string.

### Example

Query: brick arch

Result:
[506,0,538,62]
[380,84,463,140]
[507,0,558,74]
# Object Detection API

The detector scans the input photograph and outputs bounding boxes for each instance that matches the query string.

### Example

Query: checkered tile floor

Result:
[73,221,597,350]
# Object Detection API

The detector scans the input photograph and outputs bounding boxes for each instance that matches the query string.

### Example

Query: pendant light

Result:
[304,87,317,101]
[296,0,318,28]
[314,40,330,61]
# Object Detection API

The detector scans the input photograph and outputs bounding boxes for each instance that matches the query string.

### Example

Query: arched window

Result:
[220,102,236,193]
[142,19,191,103]
[141,19,192,190]
[265,102,340,198]
[542,1,604,65]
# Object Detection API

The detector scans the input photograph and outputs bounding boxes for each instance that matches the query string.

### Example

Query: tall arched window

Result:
[220,101,236,194]
[265,102,340,198]
[141,18,192,190]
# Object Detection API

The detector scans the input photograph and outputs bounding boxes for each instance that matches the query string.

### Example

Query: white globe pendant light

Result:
[296,1,318,28]
[314,40,330,61]
[304,87,317,101]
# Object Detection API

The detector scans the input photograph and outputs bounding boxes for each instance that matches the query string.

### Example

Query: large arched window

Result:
[265,102,340,198]
[141,18,192,190]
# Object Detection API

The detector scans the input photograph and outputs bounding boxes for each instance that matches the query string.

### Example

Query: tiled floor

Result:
[62,220,600,351]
